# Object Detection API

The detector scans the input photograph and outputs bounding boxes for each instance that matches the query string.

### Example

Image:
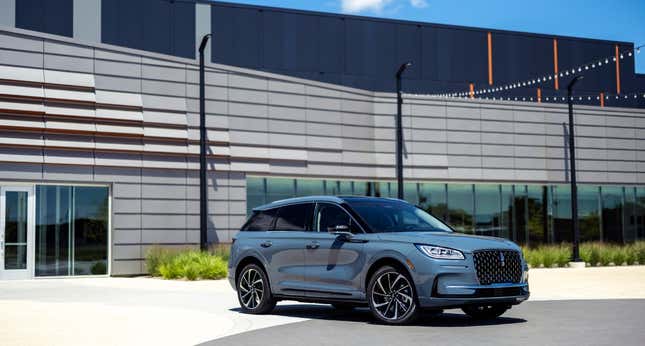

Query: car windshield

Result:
[346,200,453,233]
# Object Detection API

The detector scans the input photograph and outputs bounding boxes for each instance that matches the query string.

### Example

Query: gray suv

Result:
[228,196,529,324]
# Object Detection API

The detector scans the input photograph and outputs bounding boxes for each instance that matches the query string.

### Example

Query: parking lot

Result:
[1,266,644,346]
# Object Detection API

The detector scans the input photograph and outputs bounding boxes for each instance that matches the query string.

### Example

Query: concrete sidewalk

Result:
[1,266,644,346]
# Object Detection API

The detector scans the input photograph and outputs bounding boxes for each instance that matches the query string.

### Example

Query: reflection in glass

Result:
[500,185,514,240]
[578,185,600,242]
[637,188,645,240]
[527,186,547,246]
[267,178,295,203]
[475,185,501,237]
[513,185,527,245]
[4,191,28,270]
[447,184,474,234]
[601,186,624,243]
[73,187,109,275]
[624,187,637,243]
[296,179,324,197]
[246,177,266,216]
[551,185,571,243]
[35,186,109,277]
[245,178,645,244]
[418,183,447,220]
[36,186,71,276]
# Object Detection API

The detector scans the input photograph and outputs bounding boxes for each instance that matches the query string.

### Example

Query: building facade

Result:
[0,1,644,277]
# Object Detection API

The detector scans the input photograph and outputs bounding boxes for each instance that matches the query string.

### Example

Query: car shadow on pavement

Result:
[230,304,526,327]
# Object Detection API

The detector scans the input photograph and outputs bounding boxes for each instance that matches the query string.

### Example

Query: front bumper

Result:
[408,249,530,309]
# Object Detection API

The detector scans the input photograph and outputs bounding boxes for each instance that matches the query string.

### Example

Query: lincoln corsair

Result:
[229,196,529,324]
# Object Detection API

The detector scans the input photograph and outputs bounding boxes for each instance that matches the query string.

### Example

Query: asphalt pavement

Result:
[204,299,645,346]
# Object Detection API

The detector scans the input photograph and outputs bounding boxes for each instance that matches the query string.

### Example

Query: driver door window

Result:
[314,204,358,233]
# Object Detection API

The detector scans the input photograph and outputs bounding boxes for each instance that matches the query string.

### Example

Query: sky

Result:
[215,0,645,73]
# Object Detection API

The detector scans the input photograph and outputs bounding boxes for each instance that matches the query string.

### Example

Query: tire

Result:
[236,264,276,314]
[461,304,509,320]
[367,265,419,324]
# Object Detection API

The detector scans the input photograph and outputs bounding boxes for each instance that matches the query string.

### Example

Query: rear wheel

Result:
[367,265,419,324]
[237,264,276,314]
[462,304,509,320]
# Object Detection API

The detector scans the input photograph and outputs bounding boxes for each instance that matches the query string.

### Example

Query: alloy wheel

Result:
[370,271,415,321]
[239,268,264,310]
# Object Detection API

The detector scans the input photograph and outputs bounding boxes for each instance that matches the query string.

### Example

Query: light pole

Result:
[396,62,412,200]
[199,34,212,251]
[567,75,584,264]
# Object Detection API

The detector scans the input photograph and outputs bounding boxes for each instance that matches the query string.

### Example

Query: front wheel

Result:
[462,304,509,320]
[237,264,276,314]
[367,265,419,324]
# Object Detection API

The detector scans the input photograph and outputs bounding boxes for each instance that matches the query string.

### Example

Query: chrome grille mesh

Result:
[473,250,523,285]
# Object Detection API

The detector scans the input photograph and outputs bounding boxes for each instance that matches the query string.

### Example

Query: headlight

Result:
[416,245,465,260]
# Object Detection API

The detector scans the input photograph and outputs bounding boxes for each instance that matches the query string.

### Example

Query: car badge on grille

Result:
[499,252,506,267]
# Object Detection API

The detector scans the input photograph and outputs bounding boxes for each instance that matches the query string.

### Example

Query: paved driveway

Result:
[1,266,644,346]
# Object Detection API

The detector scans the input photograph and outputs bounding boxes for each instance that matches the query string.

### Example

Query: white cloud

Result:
[410,0,428,8]
[341,0,393,13]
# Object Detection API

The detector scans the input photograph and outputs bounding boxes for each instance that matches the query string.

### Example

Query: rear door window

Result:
[241,209,277,231]
[274,203,314,232]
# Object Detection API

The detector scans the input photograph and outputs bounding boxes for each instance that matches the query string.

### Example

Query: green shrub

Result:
[524,242,645,268]
[146,247,228,280]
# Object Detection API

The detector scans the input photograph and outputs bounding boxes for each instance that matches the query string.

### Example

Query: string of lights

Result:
[428,43,644,99]
[405,91,645,103]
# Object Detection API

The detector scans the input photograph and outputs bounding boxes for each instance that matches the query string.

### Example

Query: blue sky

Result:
[217,0,645,73]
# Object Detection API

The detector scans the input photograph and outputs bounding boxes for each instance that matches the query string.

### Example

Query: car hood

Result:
[375,231,520,253]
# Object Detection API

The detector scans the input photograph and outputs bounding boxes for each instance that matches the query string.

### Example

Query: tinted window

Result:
[315,204,359,233]
[242,209,277,232]
[347,200,452,233]
[275,204,314,232]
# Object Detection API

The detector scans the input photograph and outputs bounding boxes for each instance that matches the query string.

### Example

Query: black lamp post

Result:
[198,34,212,251]
[395,62,412,200]
[567,75,584,263]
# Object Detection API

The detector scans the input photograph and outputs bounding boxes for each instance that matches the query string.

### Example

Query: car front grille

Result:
[473,250,523,285]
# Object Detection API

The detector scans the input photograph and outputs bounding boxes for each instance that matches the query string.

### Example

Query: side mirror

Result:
[327,225,352,240]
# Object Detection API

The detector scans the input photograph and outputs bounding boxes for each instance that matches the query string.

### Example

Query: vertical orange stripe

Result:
[487,32,493,85]
[537,88,542,103]
[469,83,474,99]
[615,45,621,94]
[553,39,559,90]
[600,92,605,107]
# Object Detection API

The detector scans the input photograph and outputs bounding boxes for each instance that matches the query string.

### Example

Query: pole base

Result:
[568,261,586,269]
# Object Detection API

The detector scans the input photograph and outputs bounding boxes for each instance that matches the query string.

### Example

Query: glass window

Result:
[347,200,452,233]
[73,187,109,276]
[500,185,514,240]
[474,185,501,237]
[314,204,358,233]
[338,181,354,195]
[637,188,645,240]
[403,183,419,205]
[296,180,324,197]
[601,186,624,243]
[4,191,28,270]
[325,180,341,195]
[274,204,314,232]
[624,187,638,243]
[266,178,295,203]
[353,181,369,196]
[447,184,474,234]
[527,185,547,246]
[418,183,447,220]
[246,177,266,216]
[578,185,601,242]
[35,185,109,277]
[242,209,277,232]
[513,185,527,245]
[551,185,572,243]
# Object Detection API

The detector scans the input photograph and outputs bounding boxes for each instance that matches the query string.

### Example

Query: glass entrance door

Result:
[0,186,34,280]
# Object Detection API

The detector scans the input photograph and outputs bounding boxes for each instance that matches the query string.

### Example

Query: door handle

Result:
[260,241,272,248]
[306,242,320,250]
